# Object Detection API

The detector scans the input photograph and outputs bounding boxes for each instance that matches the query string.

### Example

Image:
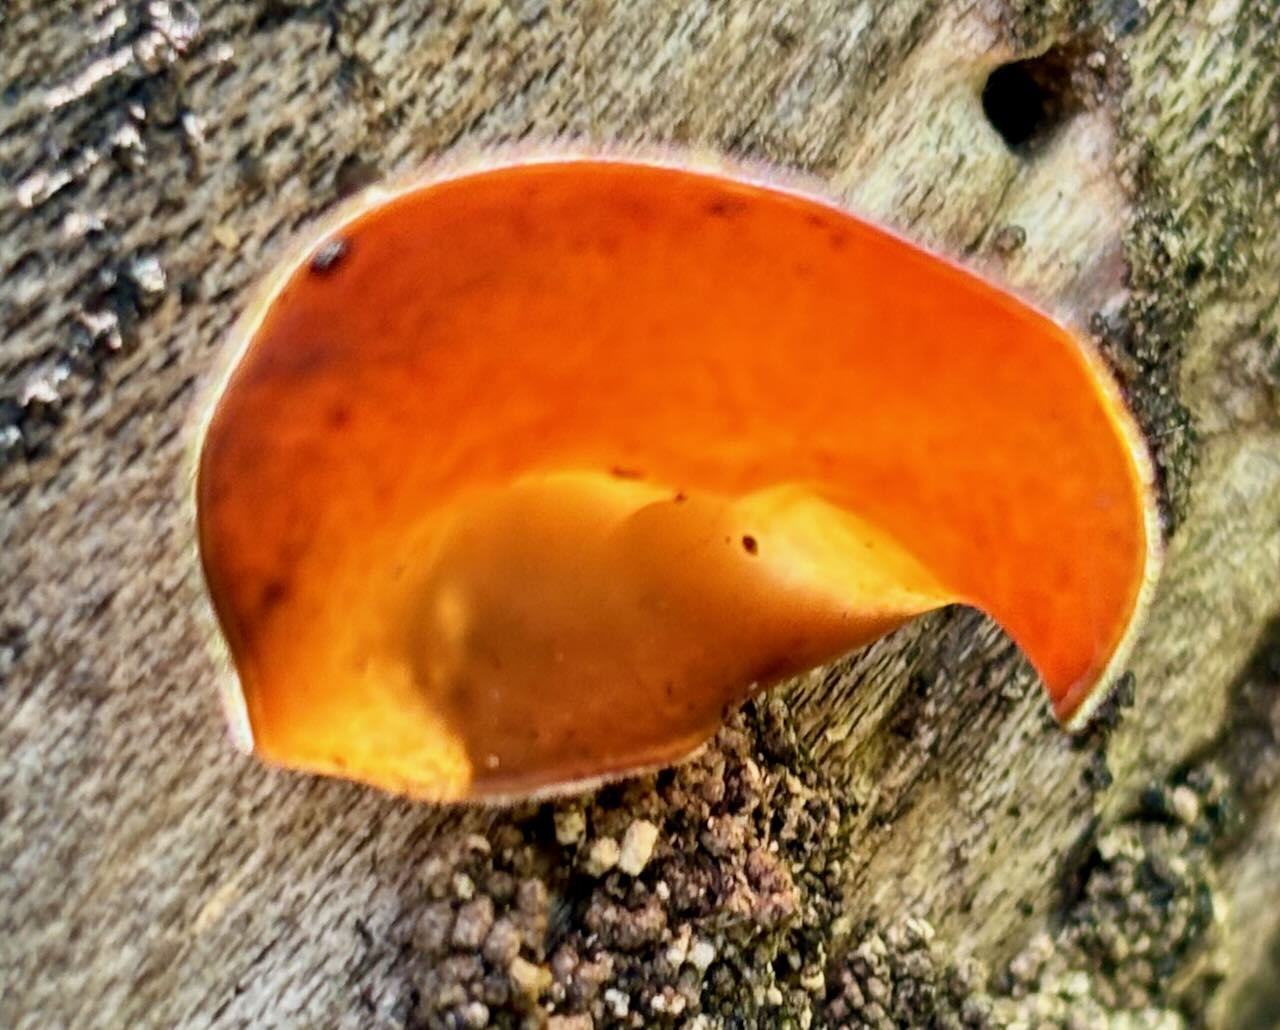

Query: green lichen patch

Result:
[1193,617,1280,850]
[998,772,1226,1027]
[822,918,997,1029]
[1104,0,1280,529]
[1005,614,1280,1030]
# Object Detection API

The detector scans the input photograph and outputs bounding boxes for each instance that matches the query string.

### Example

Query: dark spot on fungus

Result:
[309,238,350,275]
[259,578,290,613]
[610,466,643,479]
[748,654,797,686]
[742,535,758,555]
[803,211,827,230]
[328,404,352,429]
[706,196,748,218]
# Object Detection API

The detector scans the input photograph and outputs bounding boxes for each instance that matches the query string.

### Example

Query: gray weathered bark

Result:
[2,1,1277,1027]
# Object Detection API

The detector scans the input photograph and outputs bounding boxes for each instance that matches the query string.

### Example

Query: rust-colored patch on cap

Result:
[194,155,1160,802]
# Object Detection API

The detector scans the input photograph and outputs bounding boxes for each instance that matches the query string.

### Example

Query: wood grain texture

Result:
[2,1,1277,1027]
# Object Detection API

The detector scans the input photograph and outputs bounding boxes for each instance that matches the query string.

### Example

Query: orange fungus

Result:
[194,155,1160,801]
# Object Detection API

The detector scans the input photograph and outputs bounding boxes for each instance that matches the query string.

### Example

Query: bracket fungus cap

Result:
[193,151,1161,802]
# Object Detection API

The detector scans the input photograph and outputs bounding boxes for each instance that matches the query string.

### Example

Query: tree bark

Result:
[2,1,1277,1027]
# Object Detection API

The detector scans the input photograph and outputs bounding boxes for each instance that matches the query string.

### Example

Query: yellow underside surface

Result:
[249,471,953,800]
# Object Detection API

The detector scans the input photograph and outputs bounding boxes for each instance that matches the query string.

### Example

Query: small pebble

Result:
[456,1000,489,1029]
[1170,785,1201,825]
[555,809,586,846]
[417,901,454,954]
[689,940,716,972]
[517,878,548,916]
[665,926,690,967]
[509,956,551,998]
[799,967,824,993]
[451,897,494,950]
[127,255,166,305]
[547,1015,594,1030]
[618,820,659,876]
[583,837,620,877]
[482,918,520,965]
[603,987,630,1018]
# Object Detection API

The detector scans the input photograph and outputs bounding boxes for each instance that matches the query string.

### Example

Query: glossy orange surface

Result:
[196,158,1157,800]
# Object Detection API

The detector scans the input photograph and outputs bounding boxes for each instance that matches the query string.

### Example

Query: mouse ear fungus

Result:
[194,153,1160,802]
[1039,380,1162,733]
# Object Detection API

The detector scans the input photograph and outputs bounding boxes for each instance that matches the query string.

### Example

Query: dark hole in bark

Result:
[981,43,1092,153]
[334,154,382,199]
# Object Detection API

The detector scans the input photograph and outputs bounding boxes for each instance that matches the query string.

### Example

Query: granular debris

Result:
[351,689,1242,1029]
[996,770,1228,1029]
[389,699,871,1028]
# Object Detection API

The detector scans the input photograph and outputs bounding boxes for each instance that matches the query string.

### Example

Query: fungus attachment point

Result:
[195,156,1159,801]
